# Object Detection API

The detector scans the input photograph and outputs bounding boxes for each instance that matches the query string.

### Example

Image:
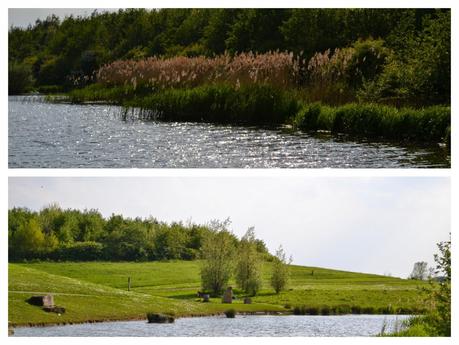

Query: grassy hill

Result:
[9,261,427,326]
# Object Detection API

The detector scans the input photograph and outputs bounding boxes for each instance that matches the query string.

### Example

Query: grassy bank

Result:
[66,84,450,145]
[9,261,427,326]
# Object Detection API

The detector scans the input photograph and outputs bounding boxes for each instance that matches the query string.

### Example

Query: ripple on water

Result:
[12,315,412,337]
[8,96,450,168]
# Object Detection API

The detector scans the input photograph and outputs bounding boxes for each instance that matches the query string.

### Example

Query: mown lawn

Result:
[9,261,427,326]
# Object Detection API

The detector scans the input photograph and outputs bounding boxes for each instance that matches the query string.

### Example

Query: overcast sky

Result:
[8,8,119,28]
[8,176,450,278]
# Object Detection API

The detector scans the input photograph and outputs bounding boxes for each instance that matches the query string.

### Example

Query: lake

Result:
[12,314,410,337]
[8,96,449,168]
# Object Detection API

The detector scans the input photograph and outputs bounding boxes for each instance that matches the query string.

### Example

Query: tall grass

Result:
[128,83,301,125]
[293,103,450,143]
[97,51,300,90]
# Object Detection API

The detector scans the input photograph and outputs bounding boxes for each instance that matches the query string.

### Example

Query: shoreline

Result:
[9,93,452,152]
[10,310,291,328]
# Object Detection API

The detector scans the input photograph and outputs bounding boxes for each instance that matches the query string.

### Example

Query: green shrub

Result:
[49,242,104,261]
[224,309,236,318]
[293,102,450,143]
[9,62,34,95]
[147,312,175,323]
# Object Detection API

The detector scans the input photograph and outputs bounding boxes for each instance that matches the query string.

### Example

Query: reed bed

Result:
[97,51,300,89]
[126,84,301,125]
[292,304,423,316]
[293,103,450,143]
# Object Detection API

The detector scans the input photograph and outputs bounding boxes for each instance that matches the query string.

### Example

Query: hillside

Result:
[9,261,426,326]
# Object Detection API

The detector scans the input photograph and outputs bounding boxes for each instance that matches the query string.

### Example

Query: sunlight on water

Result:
[8,97,449,168]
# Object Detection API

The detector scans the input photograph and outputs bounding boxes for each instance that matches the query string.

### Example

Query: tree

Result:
[8,62,34,95]
[235,227,262,296]
[410,261,428,280]
[427,238,451,335]
[200,226,236,296]
[270,245,291,294]
[12,218,45,258]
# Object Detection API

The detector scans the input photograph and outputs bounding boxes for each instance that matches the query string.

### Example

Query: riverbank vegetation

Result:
[389,238,451,337]
[9,9,450,145]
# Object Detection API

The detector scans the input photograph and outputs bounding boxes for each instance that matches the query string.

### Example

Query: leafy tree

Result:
[410,261,429,280]
[11,218,45,258]
[200,227,236,296]
[203,9,240,55]
[235,227,262,296]
[8,62,34,94]
[270,245,291,294]
[394,238,451,336]
[427,238,451,335]
[153,223,188,260]
[225,9,289,53]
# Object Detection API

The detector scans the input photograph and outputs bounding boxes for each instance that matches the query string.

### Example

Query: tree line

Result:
[8,9,450,106]
[8,205,271,262]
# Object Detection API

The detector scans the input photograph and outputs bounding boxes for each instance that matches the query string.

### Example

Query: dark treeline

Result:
[8,8,450,106]
[8,204,270,262]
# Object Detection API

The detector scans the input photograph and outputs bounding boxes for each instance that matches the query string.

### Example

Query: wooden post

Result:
[128,277,131,291]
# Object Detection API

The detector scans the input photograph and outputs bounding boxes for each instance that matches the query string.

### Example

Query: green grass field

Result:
[8,261,427,326]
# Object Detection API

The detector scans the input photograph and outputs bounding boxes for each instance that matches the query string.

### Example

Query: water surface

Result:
[9,96,449,168]
[13,314,410,337]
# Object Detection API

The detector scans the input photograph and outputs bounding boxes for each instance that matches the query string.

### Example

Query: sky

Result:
[8,176,450,278]
[8,8,119,28]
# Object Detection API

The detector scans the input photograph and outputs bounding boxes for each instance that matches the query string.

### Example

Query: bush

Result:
[9,62,34,95]
[49,242,104,261]
[293,102,450,144]
[147,313,175,323]
[224,309,236,318]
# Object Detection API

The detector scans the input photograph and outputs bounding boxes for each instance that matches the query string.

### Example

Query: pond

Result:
[8,96,449,168]
[12,314,410,337]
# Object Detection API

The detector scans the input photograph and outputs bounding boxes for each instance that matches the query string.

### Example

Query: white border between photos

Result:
[1,1,457,345]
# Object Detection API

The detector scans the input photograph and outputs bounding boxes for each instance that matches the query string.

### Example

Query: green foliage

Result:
[200,221,236,296]
[8,62,34,95]
[8,9,449,107]
[270,246,291,294]
[11,218,45,259]
[146,312,175,323]
[293,102,450,143]
[225,9,289,53]
[224,309,236,318]
[305,38,392,104]
[8,206,267,263]
[235,228,263,296]
[50,242,104,261]
[132,84,300,125]
[388,238,450,337]
[359,10,450,106]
